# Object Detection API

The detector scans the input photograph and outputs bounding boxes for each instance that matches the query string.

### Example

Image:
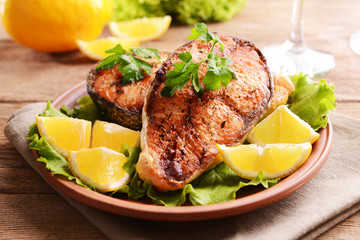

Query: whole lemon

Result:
[1,0,112,52]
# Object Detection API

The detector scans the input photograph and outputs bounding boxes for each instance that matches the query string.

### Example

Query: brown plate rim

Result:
[33,81,333,222]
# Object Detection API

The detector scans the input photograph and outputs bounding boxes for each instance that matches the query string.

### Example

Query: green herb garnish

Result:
[95,45,160,84]
[161,23,236,98]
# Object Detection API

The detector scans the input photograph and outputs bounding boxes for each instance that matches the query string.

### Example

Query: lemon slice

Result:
[109,16,172,42]
[91,120,140,152]
[36,116,91,158]
[247,105,319,146]
[76,37,140,60]
[217,143,312,180]
[68,147,130,192]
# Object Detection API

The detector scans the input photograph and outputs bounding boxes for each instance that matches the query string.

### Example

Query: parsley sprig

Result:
[161,23,236,98]
[95,45,160,85]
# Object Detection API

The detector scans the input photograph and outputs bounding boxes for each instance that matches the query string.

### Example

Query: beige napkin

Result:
[4,103,360,240]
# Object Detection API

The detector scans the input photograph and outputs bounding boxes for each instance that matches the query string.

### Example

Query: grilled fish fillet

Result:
[138,35,273,192]
[87,53,168,130]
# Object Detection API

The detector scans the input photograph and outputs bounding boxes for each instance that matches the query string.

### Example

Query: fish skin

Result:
[138,35,273,192]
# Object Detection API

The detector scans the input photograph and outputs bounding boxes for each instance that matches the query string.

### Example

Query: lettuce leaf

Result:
[288,74,336,131]
[188,163,278,205]
[121,143,141,176]
[111,145,144,197]
[28,134,88,188]
[148,184,192,206]
[60,96,100,123]
[117,161,278,206]
[147,163,277,206]
[41,100,68,117]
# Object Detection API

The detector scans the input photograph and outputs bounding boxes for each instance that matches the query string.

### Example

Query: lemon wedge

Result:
[109,16,172,42]
[76,37,140,61]
[68,147,130,192]
[36,116,91,158]
[217,143,312,180]
[247,105,319,146]
[91,120,140,152]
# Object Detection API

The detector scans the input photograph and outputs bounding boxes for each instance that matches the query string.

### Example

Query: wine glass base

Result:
[261,41,335,78]
[350,30,360,55]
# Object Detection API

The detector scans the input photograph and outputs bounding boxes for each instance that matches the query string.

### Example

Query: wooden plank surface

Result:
[1,0,360,239]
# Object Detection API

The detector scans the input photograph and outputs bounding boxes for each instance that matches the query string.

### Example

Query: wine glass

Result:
[261,0,335,78]
[350,30,360,55]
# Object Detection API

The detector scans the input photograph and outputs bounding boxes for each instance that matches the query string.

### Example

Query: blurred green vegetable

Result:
[111,0,165,21]
[111,0,247,25]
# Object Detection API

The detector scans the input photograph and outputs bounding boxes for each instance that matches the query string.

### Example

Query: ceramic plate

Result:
[34,81,333,221]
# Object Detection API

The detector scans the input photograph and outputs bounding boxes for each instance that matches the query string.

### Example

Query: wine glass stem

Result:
[289,0,306,53]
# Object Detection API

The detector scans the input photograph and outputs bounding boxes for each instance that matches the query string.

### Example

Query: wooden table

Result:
[1,0,360,238]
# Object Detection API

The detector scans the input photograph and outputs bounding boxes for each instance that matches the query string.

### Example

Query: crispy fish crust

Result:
[87,54,168,130]
[138,35,273,192]
[262,74,295,118]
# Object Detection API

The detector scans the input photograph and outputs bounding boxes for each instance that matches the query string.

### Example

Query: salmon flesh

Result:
[87,54,167,130]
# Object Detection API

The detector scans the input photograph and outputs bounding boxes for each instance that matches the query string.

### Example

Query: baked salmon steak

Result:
[138,35,273,192]
[87,53,168,130]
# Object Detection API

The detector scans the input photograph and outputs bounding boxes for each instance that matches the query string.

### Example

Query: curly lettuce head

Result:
[164,0,247,25]
[111,0,247,25]
[112,0,165,21]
